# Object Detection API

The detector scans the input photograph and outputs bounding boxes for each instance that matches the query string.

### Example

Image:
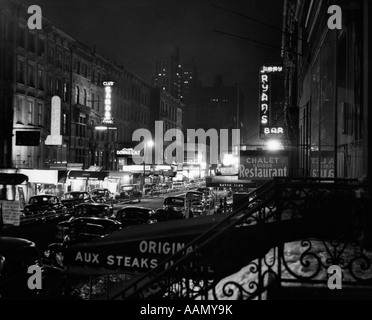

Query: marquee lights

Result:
[103,81,114,124]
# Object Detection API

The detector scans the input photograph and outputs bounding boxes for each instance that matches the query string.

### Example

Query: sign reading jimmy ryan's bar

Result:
[239,150,289,180]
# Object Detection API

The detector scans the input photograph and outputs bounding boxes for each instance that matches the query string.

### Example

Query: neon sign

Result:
[103,82,114,124]
[259,65,284,138]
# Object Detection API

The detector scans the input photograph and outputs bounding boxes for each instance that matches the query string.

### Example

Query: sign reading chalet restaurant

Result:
[239,150,289,180]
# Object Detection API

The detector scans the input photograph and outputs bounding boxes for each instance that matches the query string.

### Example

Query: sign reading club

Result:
[103,81,115,124]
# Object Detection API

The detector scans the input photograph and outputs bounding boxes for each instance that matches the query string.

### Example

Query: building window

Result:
[48,76,54,94]
[17,59,25,83]
[56,79,62,97]
[76,60,81,74]
[28,101,34,124]
[28,32,35,52]
[38,103,43,126]
[38,37,45,56]
[47,46,54,64]
[82,64,87,78]
[65,56,70,71]
[18,26,25,47]
[16,97,23,123]
[83,89,87,106]
[97,95,100,111]
[91,93,95,109]
[38,68,43,89]
[76,114,86,137]
[56,51,62,68]
[27,64,34,87]
[75,86,80,104]
[91,69,95,83]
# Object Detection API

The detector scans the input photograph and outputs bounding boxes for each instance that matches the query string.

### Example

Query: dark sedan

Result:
[90,188,115,204]
[0,237,41,299]
[21,195,67,220]
[55,216,121,240]
[0,238,80,300]
[115,184,142,203]
[111,206,157,227]
[154,196,185,222]
[69,202,113,220]
[60,191,95,213]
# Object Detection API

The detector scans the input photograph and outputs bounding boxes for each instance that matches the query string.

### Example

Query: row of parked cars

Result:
[1,185,213,299]
[20,186,141,220]
[0,198,185,299]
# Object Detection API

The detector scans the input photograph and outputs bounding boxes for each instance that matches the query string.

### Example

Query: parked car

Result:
[112,206,157,227]
[21,195,67,221]
[157,182,172,194]
[45,219,121,280]
[143,183,157,195]
[0,237,81,300]
[185,191,206,217]
[60,191,94,213]
[197,187,214,208]
[90,188,114,203]
[172,181,185,191]
[0,237,49,300]
[55,216,122,240]
[45,224,106,271]
[155,196,185,222]
[115,184,142,203]
[69,202,113,220]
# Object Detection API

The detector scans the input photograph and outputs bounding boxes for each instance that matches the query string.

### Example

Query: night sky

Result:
[22,0,284,143]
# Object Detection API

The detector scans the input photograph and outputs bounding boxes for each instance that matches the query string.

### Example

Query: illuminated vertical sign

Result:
[45,95,63,145]
[102,81,115,124]
[259,66,284,138]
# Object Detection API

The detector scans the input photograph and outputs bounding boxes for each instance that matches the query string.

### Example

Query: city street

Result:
[1,192,186,251]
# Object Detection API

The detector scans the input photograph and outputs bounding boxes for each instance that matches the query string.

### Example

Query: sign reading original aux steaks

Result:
[65,238,204,275]
[239,150,289,180]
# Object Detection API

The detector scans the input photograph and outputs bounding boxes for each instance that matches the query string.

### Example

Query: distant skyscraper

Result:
[152,45,181,99]
[151,46,199,103]
[181,58,198,104]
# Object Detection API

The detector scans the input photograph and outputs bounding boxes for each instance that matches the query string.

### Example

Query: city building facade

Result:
[0,0,153,173]
[282,0,371,180]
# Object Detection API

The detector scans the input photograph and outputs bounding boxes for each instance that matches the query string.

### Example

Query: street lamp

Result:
[143,140,154,192]
[266,139,283,151]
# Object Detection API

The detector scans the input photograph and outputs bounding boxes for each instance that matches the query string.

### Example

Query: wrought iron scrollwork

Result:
[113,178,371,300]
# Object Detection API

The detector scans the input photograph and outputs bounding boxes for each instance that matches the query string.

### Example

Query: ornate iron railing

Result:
[110,177,372,300]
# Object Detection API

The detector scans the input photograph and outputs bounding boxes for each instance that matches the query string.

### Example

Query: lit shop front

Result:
[66,171,109,192]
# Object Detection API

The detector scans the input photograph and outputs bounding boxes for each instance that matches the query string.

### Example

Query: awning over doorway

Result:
[0,173,28,185]
[67,170,109,180]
